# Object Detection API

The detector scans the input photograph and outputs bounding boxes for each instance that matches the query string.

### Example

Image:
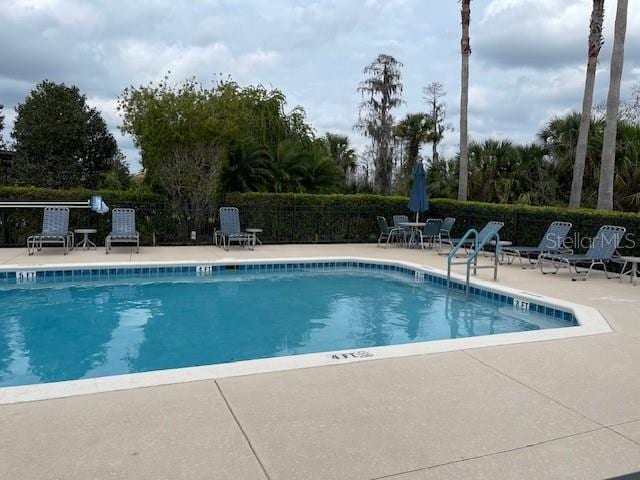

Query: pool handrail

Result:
[447,228,501,296]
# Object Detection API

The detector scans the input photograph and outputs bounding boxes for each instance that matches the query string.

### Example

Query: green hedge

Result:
[225,192,412,243]
[1,187,638,254]
[225,192,640,255]
[0,186,191,247]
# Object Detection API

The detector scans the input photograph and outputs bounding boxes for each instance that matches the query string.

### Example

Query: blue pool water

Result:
[0,267,575,387]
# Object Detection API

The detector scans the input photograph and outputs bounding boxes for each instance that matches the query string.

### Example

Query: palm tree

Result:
[458,0,471,201]
[302,150,343,193]
[220,144,273,193]
[598,0,628,210]
[324,133,357,182]
[539,113,605,205]
[614,124,640,210]
[394,113,432,174]
[570,0,605,209]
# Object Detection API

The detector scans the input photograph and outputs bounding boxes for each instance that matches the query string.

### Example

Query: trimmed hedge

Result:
[225,192,412,243]
[1,187,638,255]
[225,192,640,256]
[0,186,202,247]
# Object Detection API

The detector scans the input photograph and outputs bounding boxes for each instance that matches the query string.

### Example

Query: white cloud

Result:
[1,0,640,172]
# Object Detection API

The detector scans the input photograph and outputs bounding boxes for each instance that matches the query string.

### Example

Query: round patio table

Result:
[617,256,640,286]
[399,222,425,248]
[75,228,97,251]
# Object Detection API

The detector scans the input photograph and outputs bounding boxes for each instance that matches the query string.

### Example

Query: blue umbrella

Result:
[407,162,428,222]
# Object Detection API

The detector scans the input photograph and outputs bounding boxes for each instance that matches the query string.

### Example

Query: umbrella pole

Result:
[415,212,419,222]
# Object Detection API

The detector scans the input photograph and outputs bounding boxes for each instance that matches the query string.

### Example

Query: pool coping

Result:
[0,256,612,405]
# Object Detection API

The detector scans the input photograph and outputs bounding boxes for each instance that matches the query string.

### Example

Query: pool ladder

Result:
[446,229,500,297]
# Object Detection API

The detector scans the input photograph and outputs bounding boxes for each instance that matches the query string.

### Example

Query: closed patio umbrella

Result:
[407,162,428,222]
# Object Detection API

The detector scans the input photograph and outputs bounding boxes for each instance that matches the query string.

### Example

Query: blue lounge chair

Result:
[218,207,253,251]
[27,207,72,255]
[105,208,140,254]
[503,221,573,268]
[539,225,626,281]
[376,216,404,246]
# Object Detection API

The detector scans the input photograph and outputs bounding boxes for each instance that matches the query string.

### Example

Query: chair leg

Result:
[572,262,593,281]
[602,262,614,280]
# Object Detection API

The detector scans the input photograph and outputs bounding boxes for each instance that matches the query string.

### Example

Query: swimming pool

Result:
[0,258,609,402]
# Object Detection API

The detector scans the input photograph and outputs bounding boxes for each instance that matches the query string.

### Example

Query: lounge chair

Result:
[376,216,404,246]
[105,208,140,254]
[417,218,443,249]
[539,225,626,281]
[503,221,572,268]
[218,207,253,251]
[27,207,72,255]
[442,221,504,255]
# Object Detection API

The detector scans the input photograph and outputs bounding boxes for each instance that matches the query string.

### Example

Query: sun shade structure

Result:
[407,162,428,222]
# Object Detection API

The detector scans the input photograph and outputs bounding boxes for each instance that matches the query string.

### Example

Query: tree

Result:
[103,153,132,190]
[119,75,318,196]
[356,54,403,195]
[619,83,640,124]
[161,142,222,227]
[323,133,357,184]
[11,81,122,188]
[267,140,341,194]
[220,144,273,193]
[0,103,4,147]
[458,0,471,201]
[394,113,432,192]
[571,0,605,209]
[598,0,628,210]
[423,81,450,164]
[540,112,604,206]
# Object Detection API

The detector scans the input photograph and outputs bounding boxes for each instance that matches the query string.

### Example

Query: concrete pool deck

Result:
[1,243,639,479]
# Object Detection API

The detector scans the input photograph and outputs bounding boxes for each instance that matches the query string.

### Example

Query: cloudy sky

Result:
[1,0,639,172]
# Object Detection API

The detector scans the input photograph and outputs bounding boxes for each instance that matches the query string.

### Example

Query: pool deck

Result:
[1,243,640,479]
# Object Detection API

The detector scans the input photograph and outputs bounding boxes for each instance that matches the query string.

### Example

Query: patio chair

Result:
[392,214,410,243]
[436,217,456,253]
[502,221,572,268]
[105,208,140,254]
[539,225,626,281]
[27,207,72,255]
[417,218,443,249]
[376,216,404,246]
[218,207,253,251]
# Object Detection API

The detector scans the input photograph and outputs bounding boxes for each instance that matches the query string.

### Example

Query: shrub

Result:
[226,193,640,255]
[225,192,411,243]
[0,186,177,247]
[1,188,639,255]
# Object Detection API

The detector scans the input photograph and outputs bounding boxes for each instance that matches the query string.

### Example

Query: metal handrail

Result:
[0,201,90,209]
[447,229,500,297]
